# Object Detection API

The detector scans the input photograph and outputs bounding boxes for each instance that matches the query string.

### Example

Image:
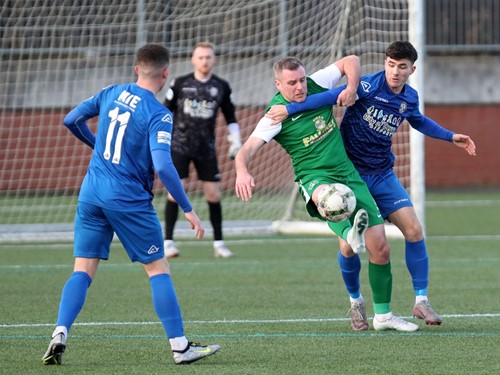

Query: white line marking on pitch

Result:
[2,313,500,328]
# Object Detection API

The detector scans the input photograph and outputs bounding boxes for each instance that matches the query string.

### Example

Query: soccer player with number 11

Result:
[42,44,219,366]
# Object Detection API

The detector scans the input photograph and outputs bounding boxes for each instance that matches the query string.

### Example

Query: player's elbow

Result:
[342,55,360,65]
[345,54,360,63]
[235,142,257,168]
[335,55,360,76]
[344,55,361,71]
[155,164,169,179]
[63,114,76,130]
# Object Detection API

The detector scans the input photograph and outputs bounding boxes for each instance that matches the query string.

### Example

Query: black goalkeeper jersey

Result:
[164,73,237,157]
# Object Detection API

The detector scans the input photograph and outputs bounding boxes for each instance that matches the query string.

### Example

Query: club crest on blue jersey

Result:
[399,102,407,114]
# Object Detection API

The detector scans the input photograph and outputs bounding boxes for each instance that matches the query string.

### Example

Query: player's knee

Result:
[143,258,170,277]
[376,242,391,263]
[203,184,221,202]
[366,238,391,264]
[402,222,423,242]
[339,240,355,256]
[206,194,221,203]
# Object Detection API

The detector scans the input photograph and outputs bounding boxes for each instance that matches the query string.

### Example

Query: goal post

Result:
[273,0,424,238]
[408,0,426,234]
[0,0,422,241]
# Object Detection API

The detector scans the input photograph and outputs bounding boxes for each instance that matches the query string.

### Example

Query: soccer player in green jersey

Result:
[235,56,418,332]
[266,41,477,327]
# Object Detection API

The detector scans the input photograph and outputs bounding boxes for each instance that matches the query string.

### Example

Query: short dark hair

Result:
[273,57,304,78]
[193,41,215,53]
[136,43,170,68]
[385,41,418,64]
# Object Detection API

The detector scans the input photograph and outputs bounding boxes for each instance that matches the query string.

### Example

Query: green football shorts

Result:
[297,170,384,227]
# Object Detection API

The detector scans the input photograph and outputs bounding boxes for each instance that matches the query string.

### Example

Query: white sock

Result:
[416,295,428,304]
[349,295,364,304]
[52,326,68,338]
[169,336,189,352]
[213,240,225,249]
[374,312,393,322]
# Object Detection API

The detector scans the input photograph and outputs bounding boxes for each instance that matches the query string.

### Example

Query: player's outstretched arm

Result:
[452,133,477,156]
[287,86,346,116]
[267,86,348,124]
[412,117,476,157]
[235,137,266,201]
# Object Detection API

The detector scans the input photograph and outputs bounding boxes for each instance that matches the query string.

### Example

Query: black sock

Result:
[208,201,223,241]
[165,200,179,240]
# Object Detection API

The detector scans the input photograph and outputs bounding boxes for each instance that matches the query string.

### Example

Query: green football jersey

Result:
[267,78,358,182]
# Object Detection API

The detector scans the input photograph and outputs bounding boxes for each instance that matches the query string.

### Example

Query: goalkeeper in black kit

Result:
[163,41,241,258]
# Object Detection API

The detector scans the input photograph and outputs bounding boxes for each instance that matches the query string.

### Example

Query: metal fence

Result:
[1,0,498,59]
[426,0,500,53]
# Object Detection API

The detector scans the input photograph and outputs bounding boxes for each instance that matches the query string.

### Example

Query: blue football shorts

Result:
[360,169,414,220]
[74,201,165,263]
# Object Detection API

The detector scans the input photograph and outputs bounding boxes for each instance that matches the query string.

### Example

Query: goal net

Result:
[0,0,418,241]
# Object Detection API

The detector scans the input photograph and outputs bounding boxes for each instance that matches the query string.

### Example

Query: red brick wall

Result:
[424,105,498,187]
[1,104,498,191]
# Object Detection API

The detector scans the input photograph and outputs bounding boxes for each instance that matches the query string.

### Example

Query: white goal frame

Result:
[0,0,425,241]
[273,0,425,238]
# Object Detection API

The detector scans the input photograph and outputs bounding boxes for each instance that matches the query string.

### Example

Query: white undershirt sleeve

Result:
[249,116,282,143]
[309,64,342,90]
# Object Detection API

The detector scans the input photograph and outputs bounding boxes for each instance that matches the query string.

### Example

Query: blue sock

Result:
[337,252,361,298]
[56,271,92,331]
[405,239,429,295]
[150,273,184,339]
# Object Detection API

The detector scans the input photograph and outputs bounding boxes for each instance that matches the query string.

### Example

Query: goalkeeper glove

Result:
[227,134,242,160]
[227,122,242,160]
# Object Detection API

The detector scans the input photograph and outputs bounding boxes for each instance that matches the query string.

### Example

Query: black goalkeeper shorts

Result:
[171,151,221,182]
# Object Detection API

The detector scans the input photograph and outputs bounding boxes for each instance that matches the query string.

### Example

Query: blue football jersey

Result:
[341,71,423,174]
[76,83,174,211]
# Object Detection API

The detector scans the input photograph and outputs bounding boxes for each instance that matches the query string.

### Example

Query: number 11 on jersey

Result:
[104,107,131,164]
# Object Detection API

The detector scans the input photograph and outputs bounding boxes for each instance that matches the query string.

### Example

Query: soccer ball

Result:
[316,183,356,222]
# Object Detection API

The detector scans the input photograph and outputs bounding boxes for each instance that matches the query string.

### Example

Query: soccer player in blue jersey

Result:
[266,41,476,328]
[42,44,220,366]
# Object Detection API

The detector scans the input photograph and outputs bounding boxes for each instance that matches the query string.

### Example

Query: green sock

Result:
[369,261,392,314]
